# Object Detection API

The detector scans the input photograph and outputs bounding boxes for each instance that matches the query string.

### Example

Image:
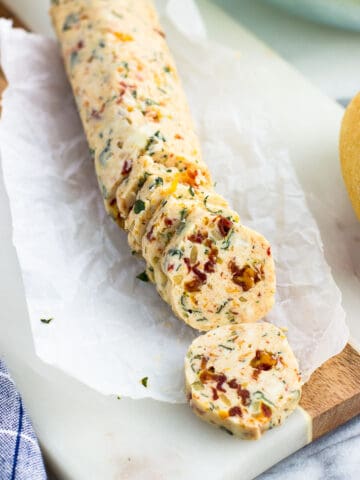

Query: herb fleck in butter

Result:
[133,199,145,214]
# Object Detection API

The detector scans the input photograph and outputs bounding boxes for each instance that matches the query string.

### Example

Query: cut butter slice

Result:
[162,207,275,330]
[185,322,302,439]
[116,156,174,220]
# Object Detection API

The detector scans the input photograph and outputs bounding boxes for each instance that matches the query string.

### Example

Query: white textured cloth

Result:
[0,358,46,480]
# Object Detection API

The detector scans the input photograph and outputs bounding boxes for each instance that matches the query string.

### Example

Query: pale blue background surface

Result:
[267,0,360,32]
[213,0,360,100]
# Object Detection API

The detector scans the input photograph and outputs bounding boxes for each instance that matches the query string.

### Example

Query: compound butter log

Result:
[50,0,211,224]
[51,0,276,330]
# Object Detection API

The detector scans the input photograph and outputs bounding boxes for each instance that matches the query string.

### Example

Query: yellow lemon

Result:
[339,93,360,220]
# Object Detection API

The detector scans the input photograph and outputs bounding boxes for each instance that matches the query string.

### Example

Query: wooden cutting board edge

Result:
[0,2,359,444]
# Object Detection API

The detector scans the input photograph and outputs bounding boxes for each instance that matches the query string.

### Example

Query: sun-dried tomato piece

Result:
[203,245,218,274]
[90,102,105,119]
[228,406,242,417]
[208,246,218,264]
[199,369,215,383]
[146,225,155,242]
[228,379,250,405]
[200,356,208,370]
[204,238,213,249]
[192,266,207,284]
[261,402,272,418]
[238,387,251,406]
[228,378,238,389]
[250,350,277,379]
[229,261,264,291]
[188,231,208,243]
[211,387,219,400]
[181,166,199,186]
[199,369,227,392]
[218,216,233,237]
[184,257,192,273]
[164,217,173,227]
[184,278,202,292]
[119,80,136,90]
[204,261,215,273]
[121,160,132,175]
[216,373,227,393]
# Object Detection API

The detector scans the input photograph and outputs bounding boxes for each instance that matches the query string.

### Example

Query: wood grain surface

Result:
[0,3,26,96]
[301,343,360,439]
[0,4,25,27]
[0,1,359,443]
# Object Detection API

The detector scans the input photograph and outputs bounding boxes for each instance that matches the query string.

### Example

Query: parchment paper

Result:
[0,0,348,402]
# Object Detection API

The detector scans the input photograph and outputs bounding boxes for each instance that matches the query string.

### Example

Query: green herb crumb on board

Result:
[40,317,53,324]
[136,271,149,282]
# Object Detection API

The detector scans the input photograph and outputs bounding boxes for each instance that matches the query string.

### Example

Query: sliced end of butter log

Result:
[125,167,186,252]
[116,156,172,219]
[143,190,229,301]
[161,206,275,330]
[125,165,220,252]
[185,322,302,439]
[142,189,228,266]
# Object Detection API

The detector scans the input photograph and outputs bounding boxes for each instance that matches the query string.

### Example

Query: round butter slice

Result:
[162,207,275,331]
[185,322,302,439]
[126,168,221,252]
